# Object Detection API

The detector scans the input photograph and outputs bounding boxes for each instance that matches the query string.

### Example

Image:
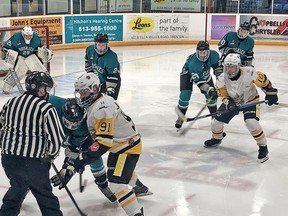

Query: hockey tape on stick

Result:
[78,145,87,193]
[79,172,88,193]
[51,163,88,216]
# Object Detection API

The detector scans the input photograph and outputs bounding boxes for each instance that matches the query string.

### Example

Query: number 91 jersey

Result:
[86,93,142,155]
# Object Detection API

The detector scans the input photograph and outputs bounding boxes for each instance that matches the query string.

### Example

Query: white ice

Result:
[0,44,288,216]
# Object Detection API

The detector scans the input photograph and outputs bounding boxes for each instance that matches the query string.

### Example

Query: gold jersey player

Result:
[55,73,152,216]
[204,54,278,163]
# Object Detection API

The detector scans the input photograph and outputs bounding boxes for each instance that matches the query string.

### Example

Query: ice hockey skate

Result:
[98,185,117,202]
[134,207,144,216]
[204,132,226,147]
[132,185,153,197]
[258,145,269,163]
[175,117,183,129]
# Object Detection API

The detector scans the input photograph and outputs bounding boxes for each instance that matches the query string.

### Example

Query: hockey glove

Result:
[213,66,223,78]
[223,47,232,55]
[74,152,89,173]
[265,88,278,106]
[106,87,115,99]
[223,97,239,115]
[51,157,76,190]
[207,87,218,100]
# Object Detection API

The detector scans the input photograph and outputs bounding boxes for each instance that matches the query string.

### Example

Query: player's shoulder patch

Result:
[90,142,100,151]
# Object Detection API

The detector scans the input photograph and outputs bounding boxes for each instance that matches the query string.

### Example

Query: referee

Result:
[0,71,64,216]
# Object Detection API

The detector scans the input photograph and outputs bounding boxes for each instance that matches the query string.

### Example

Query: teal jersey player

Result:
[3,31,42,57]
[48,95,117,202]
[49,95,90,148]
[1,26,52,94]
[175,41,221,129]
[85,33,121,100]
[218,22,254,66]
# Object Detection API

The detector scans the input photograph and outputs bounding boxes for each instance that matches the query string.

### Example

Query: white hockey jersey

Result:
[86,93,142,154]
[216,66,270,105]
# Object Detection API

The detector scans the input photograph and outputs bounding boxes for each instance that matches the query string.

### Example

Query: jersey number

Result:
[100,122,111,132]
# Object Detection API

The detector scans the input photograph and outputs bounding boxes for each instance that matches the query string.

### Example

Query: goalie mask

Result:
[237,22,250,39]
[223,54,241,79]
[94,33,109,55]
[196,40,210,62]
[62,98,84,130]
[25,71,54,100]
[74,73,101,108]
[22,26,33,44]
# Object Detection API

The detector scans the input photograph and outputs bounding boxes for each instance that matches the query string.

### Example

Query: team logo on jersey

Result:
[230,40,235,46]
[129,17,155,33]
[90,142,100,151]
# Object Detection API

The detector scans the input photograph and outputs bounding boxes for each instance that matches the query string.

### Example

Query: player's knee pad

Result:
[211,119,224,131]
[244,118,260,132]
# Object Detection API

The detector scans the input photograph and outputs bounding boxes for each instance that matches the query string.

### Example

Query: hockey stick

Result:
[183,100,266,122]
[79,171,87,193]
[9,68,24,94]
[176,97,213,135]
[79,143,87,193]
[51,163,87,216]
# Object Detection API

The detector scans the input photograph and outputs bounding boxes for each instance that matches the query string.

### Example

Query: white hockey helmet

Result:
[223,53,241,78]
[74,73,101,108]
[21,26,33,44]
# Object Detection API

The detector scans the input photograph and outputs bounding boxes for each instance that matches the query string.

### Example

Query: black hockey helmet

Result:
[62,98,84,130]
[196,40,210,62]
[94,33,109,43]
[239,22,251,31]
[196,40,210,51]
[25,71,54,99]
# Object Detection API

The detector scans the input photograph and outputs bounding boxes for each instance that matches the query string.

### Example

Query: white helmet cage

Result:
[21,26,33,44]
[74,73,101,108]
[223,53,241,78]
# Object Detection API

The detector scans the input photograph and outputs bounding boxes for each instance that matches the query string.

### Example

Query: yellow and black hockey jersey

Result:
[86,93,142,155]
[216,66,271,105]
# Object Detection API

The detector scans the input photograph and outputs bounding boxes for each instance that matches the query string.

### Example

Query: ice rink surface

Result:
[0,44,288,216]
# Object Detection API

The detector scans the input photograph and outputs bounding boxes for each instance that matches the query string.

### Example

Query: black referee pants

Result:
[0,156,63,216]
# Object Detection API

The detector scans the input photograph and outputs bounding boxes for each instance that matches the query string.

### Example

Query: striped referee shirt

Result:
[0,93,65,159]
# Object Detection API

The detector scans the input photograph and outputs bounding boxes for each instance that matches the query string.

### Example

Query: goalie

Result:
[1,26,53,93]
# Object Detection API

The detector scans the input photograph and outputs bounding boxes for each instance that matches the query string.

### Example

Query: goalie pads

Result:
[25,54,48,72]
[3,56,28,93]
[37,46,53,63]
[3,49,18,69]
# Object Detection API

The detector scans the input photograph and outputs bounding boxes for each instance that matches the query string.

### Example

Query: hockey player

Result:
[84,33,121,100]
[52,73,151,216]
[218,22,254,66]
[0,71,64,216]
[175,40,221,129]
[1,26,52,93]
[204,54,278,163]
[49,96,117,202]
